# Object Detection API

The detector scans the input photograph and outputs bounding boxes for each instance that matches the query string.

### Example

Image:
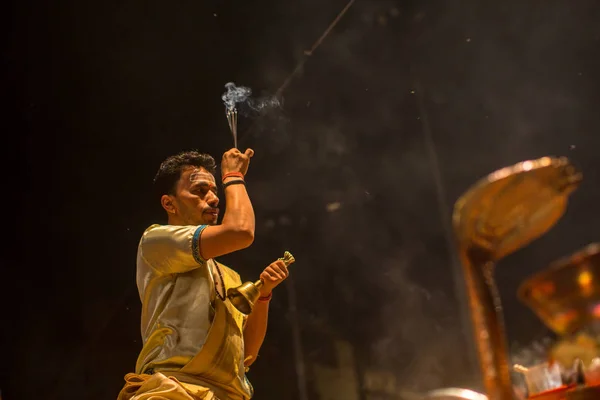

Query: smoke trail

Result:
[221,82,282,116]
[222,82,252,111]
[510,337,554,368]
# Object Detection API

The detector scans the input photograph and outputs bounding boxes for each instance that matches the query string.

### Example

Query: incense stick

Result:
[226,108,238,148]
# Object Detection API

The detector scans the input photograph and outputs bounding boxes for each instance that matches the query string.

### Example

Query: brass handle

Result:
[281,251,295,266]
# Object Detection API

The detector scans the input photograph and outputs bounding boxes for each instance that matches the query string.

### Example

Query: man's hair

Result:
[153,151,217,197]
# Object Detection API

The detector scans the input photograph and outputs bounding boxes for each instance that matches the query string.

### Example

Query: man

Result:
[117,148,290,400]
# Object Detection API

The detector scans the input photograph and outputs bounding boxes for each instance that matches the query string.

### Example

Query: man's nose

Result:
[207,192,219,207]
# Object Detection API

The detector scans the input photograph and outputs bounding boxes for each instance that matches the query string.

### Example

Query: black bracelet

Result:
[223,179,245,189]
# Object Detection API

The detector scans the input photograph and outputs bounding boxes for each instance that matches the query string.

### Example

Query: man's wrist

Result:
[222,172,244,183]
[258,291,272,302]
[223,179,245,189]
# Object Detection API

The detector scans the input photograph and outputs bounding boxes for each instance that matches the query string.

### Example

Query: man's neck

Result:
[167,216,186,225]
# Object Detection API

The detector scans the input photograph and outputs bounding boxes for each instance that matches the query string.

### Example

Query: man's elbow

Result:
[219,219,255,249]
[233,227,254,249]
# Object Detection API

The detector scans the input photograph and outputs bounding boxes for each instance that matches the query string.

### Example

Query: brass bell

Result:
[227,251,296,314]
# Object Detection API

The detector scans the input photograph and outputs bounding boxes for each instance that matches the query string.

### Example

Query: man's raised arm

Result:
[199,148,256,259]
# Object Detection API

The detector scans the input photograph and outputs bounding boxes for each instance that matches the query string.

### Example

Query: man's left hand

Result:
[259,259,289,297]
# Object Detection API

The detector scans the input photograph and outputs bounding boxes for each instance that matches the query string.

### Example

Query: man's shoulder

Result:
[141,224,205,235]
[139,224,191,241]
[142,223,165,235]
[137,224,162,247]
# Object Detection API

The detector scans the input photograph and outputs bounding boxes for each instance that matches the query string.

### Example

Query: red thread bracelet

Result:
[222,172,244,181]
[258,292,272,302]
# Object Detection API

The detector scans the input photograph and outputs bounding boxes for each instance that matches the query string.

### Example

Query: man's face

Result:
[170,167,220,225]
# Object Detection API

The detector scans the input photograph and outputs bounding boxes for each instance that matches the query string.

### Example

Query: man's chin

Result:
[202,215,219,225]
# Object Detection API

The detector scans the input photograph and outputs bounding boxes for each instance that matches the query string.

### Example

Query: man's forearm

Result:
[243,300,270,367]
[221,179,255,234]
[199,180,255,260]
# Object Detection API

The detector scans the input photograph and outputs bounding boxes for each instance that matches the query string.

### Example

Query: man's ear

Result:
[161,194,177,214]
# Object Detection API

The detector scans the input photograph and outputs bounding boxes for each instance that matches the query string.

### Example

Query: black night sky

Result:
[6,0,600,399]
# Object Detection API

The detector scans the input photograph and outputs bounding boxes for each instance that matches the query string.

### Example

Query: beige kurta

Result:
[118,224,252,400]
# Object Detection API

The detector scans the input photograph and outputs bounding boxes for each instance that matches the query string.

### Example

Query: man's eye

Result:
[193,187,216,196]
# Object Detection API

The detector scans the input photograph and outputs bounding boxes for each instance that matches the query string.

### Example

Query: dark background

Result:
[6,0,600,399]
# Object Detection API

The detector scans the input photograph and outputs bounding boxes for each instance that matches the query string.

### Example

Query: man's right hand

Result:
[221,148,254,177]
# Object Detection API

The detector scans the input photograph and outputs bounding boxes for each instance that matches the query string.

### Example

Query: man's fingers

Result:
[277,262,289,277]
[261,270,278,282]
[244,148,254,158]
[265,267,283,280]
[261,259,291,287]
[263,267,286,281]
[269,262,289,277]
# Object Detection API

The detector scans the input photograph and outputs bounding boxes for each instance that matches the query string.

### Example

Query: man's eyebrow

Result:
[190,181,218,190]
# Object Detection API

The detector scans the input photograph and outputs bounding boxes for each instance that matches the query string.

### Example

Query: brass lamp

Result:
[519,243,600,338]
[518,243,600,369]
[446,156,582,400]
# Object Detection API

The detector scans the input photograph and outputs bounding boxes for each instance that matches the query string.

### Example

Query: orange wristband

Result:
[258,292,272,302]
[222,172,244,181]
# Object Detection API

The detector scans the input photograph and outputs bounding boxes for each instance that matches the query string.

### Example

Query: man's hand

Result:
[221,148,254,177]
[259,259,289,296]
[244,258,288,366]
